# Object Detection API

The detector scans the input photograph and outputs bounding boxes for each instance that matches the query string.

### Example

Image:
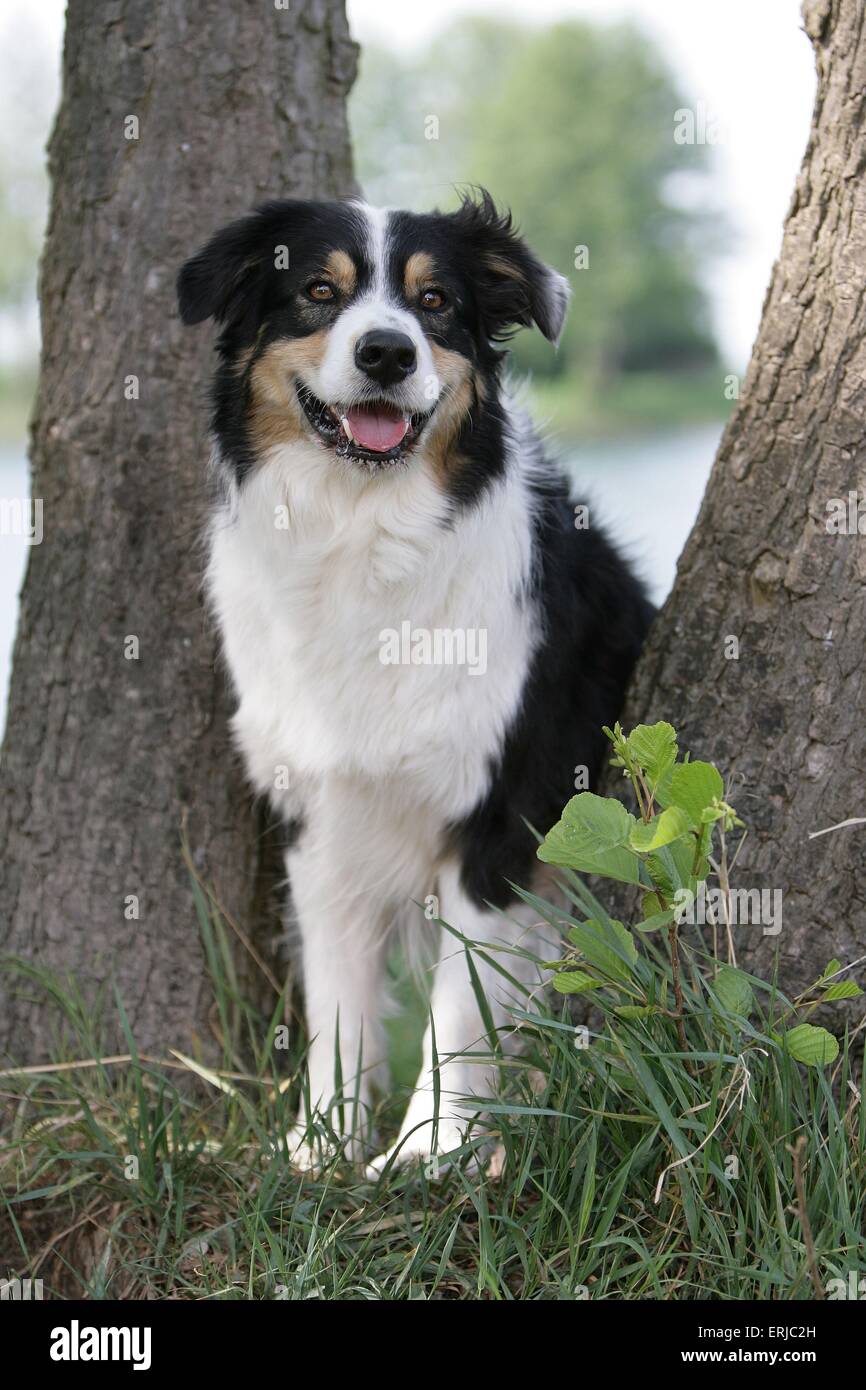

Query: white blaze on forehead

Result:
[306,202,441,415]
[360,202,390,295]
[354,201,400,323]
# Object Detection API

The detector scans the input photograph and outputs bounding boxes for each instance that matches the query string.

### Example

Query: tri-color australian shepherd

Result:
[178,191,653,1173]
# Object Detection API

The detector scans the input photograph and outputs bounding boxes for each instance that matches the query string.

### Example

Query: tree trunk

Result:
[0,0,357,1063]
[607,0,866,988]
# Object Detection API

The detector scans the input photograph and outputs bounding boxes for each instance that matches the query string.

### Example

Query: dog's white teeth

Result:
[339,414,355,443]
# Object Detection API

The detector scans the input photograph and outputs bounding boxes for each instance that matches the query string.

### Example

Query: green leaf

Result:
[780,1024,839,1067]
[635,907,675,933]
[670,836,698,890]
[822,980,863,1001]
[603,721,629,767]
[820,959,843,980]
[645,842,691,897]
[712,966,754,1017]
[552,969,602,994]
[537,793,640,884]
[692,821,714,880]
[629,805,692,852]
[577,1127,597,1243]
[614,1005,657,1019]
[626,722,678,790]
[645,851,676,898]
[660,760,724,826]
[566,917,638,983]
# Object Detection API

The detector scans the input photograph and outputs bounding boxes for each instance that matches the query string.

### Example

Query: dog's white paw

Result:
[366,1119,472,1179]
[281,1122,346,1174]
[282,1126,323,1174]
[282,1112,378,1172]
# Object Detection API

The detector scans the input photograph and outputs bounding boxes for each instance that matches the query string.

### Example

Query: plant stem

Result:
[790,1136,824,1299]
[667,919,688,1053]
[656,881,688,1052]
[630,773,648,822]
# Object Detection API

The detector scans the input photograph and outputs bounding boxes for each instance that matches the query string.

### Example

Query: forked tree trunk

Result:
[0,0,357,1062]
[608,0,866,988]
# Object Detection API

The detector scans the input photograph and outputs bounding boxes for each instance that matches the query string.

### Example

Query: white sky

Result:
[5,1,816,368]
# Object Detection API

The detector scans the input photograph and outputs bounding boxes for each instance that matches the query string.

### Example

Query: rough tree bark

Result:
[607,0,866,988]
[0,0,357,1062]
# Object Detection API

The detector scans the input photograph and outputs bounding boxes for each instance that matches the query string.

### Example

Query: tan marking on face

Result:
[322,249,357,296]
[483,252,524,283]
[422,342,477,484]
[248,333,329,453]
[234,345,255,376]
[404,251,437,301]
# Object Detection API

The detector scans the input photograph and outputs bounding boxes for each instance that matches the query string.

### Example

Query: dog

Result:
[177,190,653,1171]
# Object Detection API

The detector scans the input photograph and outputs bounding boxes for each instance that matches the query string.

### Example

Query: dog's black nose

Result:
[354,329,417,386]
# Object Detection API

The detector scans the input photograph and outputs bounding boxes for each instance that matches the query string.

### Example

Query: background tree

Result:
[351,19,721,393]
[0,0,357,1063]
[607,0,866,990]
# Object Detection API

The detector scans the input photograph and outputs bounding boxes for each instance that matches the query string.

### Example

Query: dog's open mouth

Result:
[296,384,431,464]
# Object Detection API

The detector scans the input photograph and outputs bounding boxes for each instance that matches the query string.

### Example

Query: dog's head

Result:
[177,190,568,488]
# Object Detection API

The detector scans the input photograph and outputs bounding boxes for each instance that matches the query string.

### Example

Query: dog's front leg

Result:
[284,813,390,1167]
[367,861,547,1176]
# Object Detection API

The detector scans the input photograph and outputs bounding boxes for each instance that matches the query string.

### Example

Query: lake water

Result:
[565,422,721,605]
[0,423,721,737]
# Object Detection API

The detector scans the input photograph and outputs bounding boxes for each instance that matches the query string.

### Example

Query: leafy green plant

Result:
[537,721,858,1065]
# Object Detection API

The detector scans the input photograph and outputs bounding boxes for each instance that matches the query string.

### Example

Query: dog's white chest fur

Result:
[207,429,537,824]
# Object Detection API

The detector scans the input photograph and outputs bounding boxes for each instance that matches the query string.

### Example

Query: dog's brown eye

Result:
[420,288,447,311]
[307,281,336,303]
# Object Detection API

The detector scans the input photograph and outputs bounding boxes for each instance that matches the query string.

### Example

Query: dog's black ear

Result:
[177,200,317,328]
[176,210,268,327]
[452,189,569,345]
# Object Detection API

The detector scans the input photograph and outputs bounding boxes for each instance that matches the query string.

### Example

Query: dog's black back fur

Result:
[452,473,654,906]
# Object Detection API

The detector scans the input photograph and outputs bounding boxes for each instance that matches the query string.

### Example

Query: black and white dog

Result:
[178,191,652,1171]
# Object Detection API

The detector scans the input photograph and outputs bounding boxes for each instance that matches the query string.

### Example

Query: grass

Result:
[1,869,863,1302]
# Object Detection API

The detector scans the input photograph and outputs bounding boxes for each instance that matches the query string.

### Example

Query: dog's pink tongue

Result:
[345,404,408,452]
